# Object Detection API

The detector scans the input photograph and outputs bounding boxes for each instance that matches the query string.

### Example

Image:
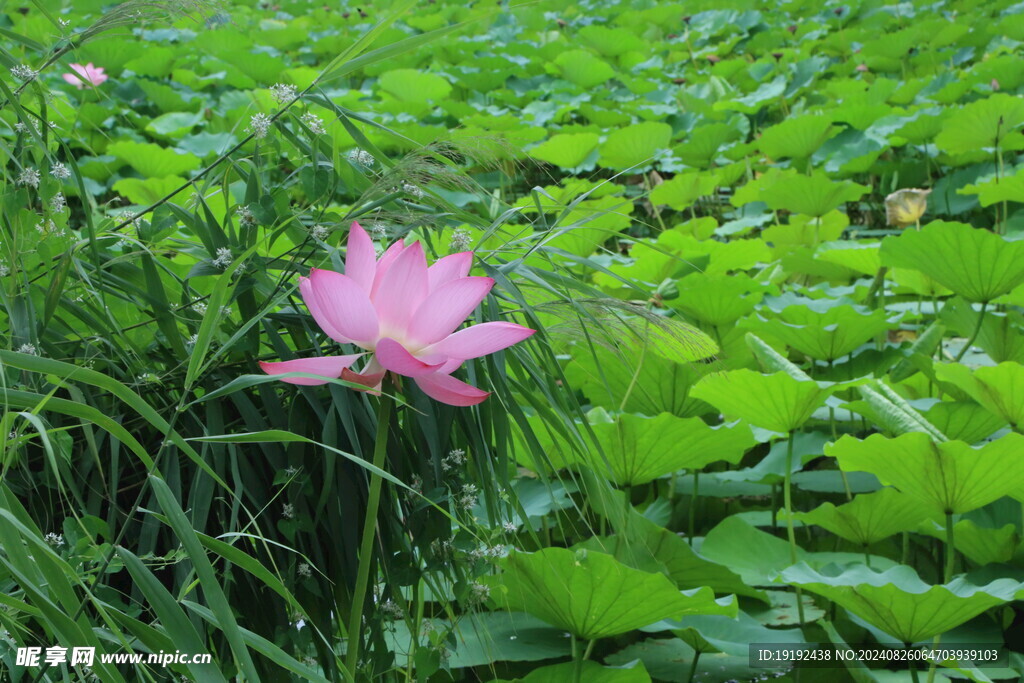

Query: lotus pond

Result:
[2,0,1024,681]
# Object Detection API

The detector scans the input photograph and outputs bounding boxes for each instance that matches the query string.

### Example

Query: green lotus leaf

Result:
[492,660,650,683]
[146,111,203,139]
[599,122,672,170]
[673,122,743,169]
[940,297,1024,363]
[691,369,833,433]
[715,75,787,114]
[554,49,616,88]
[934,362,1024,430]
[779,562,1023,642]
[763,211,849,248]
[385,611,571,668]
[377,68,452,102]
[563,342,712,418]
[701,516,808,587]
[890,268,953,298]
[958,170,1024,206]
[767,172,868,218]
[758,114,840,161]
[923,401,1006,444]
[825,432,1024,515]
[113,176,189,205]
[577,25,647,57]
[918,519,1018,566]
[578,486,766,601]
[106,141,201,178]
[670,273,768,327]
[649,172,719,211]
[794,487,933,546]
[749,304,892,361]
[583,413,755,486]
[934,93,1024,156]
[650,611,805,657]
[544,194,634,256]
[880,220,1024,302]
[488,548,736,640]
[815,240,882,276]
[530,133,600,168]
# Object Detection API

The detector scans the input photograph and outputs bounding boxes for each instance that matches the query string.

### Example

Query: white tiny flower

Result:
[458,483,478,510]
[467,582,490,605]
[186,333,200,347]
[14,122,26,133]
[448,229,472,253]
[237,205,257,228]
[0,263,8,277]
[402,182,425,198]
[219,305,232,316]
[17,343,37,355]
[381,599,403,620]
[192,302,208,315]
[503,521,517,532]
[310,224,329,240]
[269,83,298,104]
[50,162,71,179]
[247,113,272,139]
[297,562,312,577]
[213,247,233,268]
[347,149,374,166]
[17,167,40,188]
[369,221,387,240]
[441,448,466,472]
[300,111,325,134]
[50,192,67,213]
[44,532,64,547]
[59,18,70,28]
[284,465,299,477]
[282,503,295,519]
[11,64,36,81]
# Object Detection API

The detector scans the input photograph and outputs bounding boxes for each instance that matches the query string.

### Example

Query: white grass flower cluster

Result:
[310,224,329,240]
[50,192,67,213]
[237,205,257,228]
[44,532,65,547]
[213,247,233,268]
[402,182,425,198]
[347,149,374,166]
[457,483,478,510]
[50,162,71,179]
[10,64,36,81]
[300,112,325,134]
[247,113,272,139]
[466,582,490,606]
[269,82,297,103]
[441,448,466,472]
[17,343,37,355]
[17,168,40,188]
[448,229,472,252]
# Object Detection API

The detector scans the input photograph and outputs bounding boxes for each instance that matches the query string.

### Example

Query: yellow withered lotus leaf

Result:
[884,188,931,229]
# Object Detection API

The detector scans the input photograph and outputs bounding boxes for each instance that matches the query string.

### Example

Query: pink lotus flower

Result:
[62,63,107,89]
[259,222,535,406]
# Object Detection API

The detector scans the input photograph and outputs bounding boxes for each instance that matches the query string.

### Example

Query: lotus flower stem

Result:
[953,301,987,362]
[686,650,702,683]
[784,432,806,624]
[344,396,394,676]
